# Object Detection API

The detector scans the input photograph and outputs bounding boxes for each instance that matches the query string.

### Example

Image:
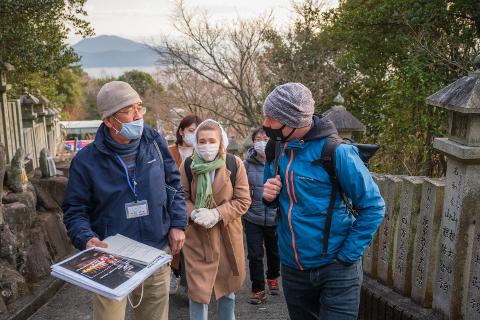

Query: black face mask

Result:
[263,125,296,141]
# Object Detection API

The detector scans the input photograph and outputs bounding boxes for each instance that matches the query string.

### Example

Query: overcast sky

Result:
[68,0,339,45]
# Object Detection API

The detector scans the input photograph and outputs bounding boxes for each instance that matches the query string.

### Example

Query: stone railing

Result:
[361,174,445,317]
[360,56,480,320]
[0,63,62,168]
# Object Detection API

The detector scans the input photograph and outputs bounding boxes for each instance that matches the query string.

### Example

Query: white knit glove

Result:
[191,208,221,229]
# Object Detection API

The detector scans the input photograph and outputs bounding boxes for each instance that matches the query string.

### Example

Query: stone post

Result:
[363,174,387,277]
[45,108,55,153]
[0,142,5,224]
[0,62,15,160]
[393,176,424,296]
[411,178,445,308]
[427,55,480,319]
[377,175,404,285]
[20,88,39,166]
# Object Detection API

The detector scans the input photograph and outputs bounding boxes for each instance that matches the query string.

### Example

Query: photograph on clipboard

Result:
[58,249,145,289]
[51,234,172,300]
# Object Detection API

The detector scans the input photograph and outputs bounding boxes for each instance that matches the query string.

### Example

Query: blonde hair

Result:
[196,122,226,155]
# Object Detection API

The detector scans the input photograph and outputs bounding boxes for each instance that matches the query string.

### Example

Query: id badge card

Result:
[125,200,149,219]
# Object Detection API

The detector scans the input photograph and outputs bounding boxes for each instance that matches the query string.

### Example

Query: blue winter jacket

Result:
[62,124,187,250]
[243,148,277,227]
[264,115,385,270]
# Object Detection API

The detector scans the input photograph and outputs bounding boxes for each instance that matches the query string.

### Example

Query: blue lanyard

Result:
[115,153,138,201]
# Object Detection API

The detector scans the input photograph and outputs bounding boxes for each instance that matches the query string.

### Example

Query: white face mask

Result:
[183,132,196,147]
[254,141,267,156]
[197,143,219,162]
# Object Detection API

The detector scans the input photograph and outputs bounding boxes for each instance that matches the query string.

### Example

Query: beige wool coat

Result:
[179,155,251,304]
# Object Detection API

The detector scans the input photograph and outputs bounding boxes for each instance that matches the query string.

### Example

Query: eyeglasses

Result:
[116,105,147,117]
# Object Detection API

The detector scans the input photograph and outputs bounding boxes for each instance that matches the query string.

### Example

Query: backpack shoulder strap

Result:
[226,153,237,187]
[184,156,194,188]
[319,134,343,180]
[315,134,344,256]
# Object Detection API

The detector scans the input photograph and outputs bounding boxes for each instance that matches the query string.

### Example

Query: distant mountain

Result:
[72,35,165,68]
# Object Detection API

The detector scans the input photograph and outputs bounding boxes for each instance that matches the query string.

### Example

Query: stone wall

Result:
[0,142,73,316]
[362,172,479,319]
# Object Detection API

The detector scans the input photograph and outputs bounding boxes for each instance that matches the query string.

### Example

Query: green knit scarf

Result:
[190,153,225,209]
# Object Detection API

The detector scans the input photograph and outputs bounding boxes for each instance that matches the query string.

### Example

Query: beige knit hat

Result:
[96,81,142,119]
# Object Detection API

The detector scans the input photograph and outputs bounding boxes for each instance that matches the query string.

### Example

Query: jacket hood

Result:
[193,119,229,156]
[301,113,338,141]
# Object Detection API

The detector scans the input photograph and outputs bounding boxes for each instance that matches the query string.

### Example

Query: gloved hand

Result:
[191,208,221,229]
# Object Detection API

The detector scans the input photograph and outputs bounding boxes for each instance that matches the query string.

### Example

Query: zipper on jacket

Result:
[285,149,303,270]
[291,171,298,203]
[282,142,288,156]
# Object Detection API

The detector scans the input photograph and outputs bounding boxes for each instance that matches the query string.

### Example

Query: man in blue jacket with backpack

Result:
[62,81,187,320]
[262,83,385,320]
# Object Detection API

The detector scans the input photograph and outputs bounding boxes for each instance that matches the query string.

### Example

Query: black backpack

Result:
[312,134,379,256]
[184,153,238,189]
[269,134,379,256]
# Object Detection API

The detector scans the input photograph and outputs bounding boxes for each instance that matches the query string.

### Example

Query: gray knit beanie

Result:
[263,83,315,128]
[97,81,142,119]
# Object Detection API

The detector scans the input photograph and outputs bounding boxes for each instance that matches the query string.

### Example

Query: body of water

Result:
[84,65,163,78]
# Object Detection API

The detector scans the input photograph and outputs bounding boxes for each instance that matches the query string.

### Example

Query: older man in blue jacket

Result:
[62,81,187,320]
[262,83,385,320]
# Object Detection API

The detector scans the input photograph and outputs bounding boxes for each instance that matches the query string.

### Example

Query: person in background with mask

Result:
[168,114,203,294]
[168,114,203,166]
[243,128,280,304]
[179,119,251,320]
[63,81,187,320]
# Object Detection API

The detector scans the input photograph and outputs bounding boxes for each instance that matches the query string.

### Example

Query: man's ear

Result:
[103,117,114,129]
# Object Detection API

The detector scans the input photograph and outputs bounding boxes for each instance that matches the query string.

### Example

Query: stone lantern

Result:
[0,61,14,94]
[20,87,39,129]
[33,89,48,124]
[322,93,365,139]
[427,55,480,320]
[33,89,49,152]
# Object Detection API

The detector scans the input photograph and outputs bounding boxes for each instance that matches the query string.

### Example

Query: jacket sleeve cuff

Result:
[75,230,99,251]
[170,217,187,230]
[169,224,186,231]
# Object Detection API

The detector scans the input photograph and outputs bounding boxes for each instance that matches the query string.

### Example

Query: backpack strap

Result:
[317,135,343,256]
[184,156,194,188]
[184,154,237,189]
[314,134,362,256]
[226,153,237,187]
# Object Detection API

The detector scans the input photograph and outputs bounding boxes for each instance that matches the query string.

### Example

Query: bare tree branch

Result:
[149,0,272,132]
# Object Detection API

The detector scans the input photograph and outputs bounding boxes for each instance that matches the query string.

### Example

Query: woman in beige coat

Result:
[179,119,251,320]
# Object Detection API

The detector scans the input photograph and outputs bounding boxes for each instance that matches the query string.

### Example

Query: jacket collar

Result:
[94,123,157,156]
[301,113,338,141]
[282,114,338,149]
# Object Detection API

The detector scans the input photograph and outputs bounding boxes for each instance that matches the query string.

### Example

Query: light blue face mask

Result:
[113,117,144,140]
